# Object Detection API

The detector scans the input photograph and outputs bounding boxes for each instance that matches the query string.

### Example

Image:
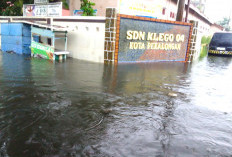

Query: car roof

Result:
[214,32,232,34]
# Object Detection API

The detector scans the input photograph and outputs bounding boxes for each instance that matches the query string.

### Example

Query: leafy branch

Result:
[80,0,95,16]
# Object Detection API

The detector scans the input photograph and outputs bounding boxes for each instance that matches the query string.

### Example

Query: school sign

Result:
[114,15,193,63]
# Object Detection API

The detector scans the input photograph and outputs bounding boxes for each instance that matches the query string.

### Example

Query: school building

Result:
[69,0,223,35]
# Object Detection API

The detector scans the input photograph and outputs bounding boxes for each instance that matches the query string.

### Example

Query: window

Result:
[47,38,52,46]
[170,12,175,18]
[162,8,166,15]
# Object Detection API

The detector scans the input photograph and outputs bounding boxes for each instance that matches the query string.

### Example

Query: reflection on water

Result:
[0,52,232,157]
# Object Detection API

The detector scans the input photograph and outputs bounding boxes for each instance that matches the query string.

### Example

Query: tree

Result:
[80,0,96,16]
[217,17,230,31]
[0,0,34,16]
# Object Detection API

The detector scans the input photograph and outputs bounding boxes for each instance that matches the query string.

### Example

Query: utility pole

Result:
[176,0,185,22]
[185,0,191,22]
[228,8,231,31]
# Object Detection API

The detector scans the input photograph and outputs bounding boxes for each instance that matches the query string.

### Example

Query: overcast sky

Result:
[205,0,232,22]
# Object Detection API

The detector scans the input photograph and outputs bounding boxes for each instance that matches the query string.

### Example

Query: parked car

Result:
[208,32,232,56]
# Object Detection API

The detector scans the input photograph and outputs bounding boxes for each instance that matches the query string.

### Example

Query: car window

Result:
[210,33,232,47]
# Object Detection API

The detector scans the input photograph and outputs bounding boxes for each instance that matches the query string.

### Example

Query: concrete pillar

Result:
[104,8,117,64]
[188,20,198,62]
[8,18,12,23]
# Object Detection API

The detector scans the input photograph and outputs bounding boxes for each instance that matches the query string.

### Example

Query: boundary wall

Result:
[0,16,106,63]
[104,8,198,64]
[0,10,199,63]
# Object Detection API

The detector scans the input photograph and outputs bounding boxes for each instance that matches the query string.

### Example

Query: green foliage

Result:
[201,36,212,45]
[62,0,69,10]
[80,0,96,16]
[217,17,230,31]
[200,45,208,58]
[200,35,212,59]
[49,0,69,9]
[0,0,34,16]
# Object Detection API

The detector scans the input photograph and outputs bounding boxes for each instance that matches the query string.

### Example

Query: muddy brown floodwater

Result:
[0,52,232,157]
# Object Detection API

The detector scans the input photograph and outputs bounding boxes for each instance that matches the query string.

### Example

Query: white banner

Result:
[23,2,62,17]
[118,0,164,18]
[23,5,36,16]
[34,0,48,4]
[48,3,62,16]
[35,5,48,17]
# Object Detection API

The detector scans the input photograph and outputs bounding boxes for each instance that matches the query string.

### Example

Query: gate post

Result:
[188,20,199,62]
[104,8,117,64]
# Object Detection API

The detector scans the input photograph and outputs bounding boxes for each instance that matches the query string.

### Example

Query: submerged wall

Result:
[0,16,106,63]
[52,17,105,63]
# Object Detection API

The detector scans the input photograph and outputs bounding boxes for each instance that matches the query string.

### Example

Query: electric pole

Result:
[176,0,185,22]
[185,0,191,22]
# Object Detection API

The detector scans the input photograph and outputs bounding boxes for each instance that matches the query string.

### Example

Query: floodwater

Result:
[0,52,232,157]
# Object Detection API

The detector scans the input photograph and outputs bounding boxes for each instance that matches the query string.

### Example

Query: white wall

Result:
[0,24,1,49]
[194,30,203,60]
[53,17,105,63]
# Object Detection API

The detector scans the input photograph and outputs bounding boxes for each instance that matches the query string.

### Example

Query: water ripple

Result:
[0,53,232,156]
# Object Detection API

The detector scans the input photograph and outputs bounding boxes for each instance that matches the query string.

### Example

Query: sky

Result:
[205,0,232,22]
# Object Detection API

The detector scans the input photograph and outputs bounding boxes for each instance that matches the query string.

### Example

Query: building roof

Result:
[188,4,212,25]
[212,23,224,31]
[23,21,68,32]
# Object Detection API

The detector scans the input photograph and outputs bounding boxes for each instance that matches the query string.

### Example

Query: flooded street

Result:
[0,52,232,157]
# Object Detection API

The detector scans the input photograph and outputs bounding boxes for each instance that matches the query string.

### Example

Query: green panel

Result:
[31,41,54,60]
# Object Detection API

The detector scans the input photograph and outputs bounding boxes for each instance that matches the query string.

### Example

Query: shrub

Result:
[201,35,212,45]
[80,0,95,16]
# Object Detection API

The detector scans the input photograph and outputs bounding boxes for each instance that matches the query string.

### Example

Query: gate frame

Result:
[114,14,193,64]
